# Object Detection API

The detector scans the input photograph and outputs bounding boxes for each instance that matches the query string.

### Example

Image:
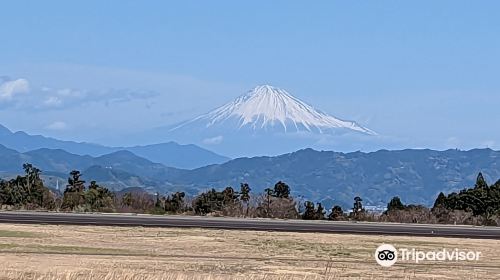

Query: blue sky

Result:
[0,1,499,150]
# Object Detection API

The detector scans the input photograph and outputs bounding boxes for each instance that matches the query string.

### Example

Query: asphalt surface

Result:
[0,211,498,239]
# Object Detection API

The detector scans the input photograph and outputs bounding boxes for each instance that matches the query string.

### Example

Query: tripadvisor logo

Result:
[375,244,398,267]
[375,244,481,267]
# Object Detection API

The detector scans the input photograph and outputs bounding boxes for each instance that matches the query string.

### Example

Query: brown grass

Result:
[0,223,498,279]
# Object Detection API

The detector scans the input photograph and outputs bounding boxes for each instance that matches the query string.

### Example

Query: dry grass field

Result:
[0,223,498,280]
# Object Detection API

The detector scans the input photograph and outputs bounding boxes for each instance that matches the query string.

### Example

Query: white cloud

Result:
[56,88,85,98]
[0,78,30,101]
[33,87,159,110]
[45,121,68,131]
[202,135,224,145]
[43,96,63,107]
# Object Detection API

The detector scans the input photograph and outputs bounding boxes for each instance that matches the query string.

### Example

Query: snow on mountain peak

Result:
[172,85,376,135]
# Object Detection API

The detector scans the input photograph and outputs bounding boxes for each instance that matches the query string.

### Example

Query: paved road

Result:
[0,211,498,239]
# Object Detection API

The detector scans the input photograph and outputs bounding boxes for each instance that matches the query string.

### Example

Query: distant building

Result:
[364,205,387,213]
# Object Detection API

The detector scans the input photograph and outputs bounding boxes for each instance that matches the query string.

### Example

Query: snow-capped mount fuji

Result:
[159,85,376,157]
[171,85,375,135]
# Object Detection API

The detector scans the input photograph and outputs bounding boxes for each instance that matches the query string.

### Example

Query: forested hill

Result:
[166,148,500,208]
[2,144,500,208]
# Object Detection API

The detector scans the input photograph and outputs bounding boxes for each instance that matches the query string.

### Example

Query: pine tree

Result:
[273,181,290,199]
[475,172,488,189]
[315,203,325,220]
[387,196,405,212]
[85,181,114,211]
[62,170,86,210]
[66,170,85,193]
[353,196,364,213]
[165,192,185,213]
[240,183,251,203]
[328,205,344,220]
[240,183,251,217]
[302,201,316,220]
[222,186,239,205]
[433,192,447,209]
[264,187,274,215]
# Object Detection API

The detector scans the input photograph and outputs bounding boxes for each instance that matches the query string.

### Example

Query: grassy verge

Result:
[0,223,498,279]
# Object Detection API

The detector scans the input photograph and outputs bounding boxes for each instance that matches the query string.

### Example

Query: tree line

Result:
[1,164,499,226]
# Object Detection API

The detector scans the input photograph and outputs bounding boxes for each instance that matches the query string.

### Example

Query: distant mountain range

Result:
[1,143,498,209]
[148,85,377,157]
[166,148,500,208]
[0,124,229,169]
[0,144,186,193]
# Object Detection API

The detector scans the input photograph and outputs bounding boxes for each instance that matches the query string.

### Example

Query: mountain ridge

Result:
[165,147,500,208]
[172,85,375,135]
[0,124,229,169]
[157,85,377,157]
[0,144,184,192]
[1,143,499,208]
